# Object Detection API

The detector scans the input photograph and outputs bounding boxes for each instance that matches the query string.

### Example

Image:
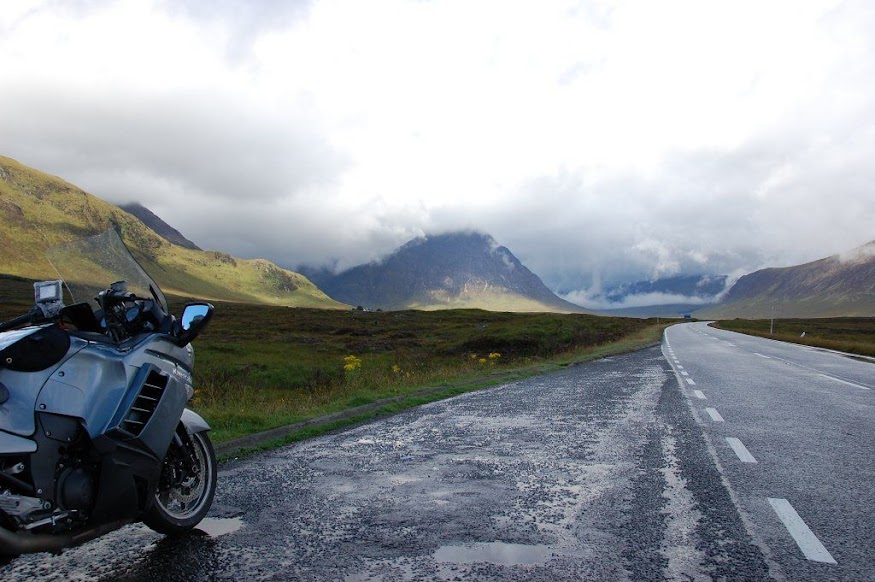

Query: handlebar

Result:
[0,308,40,333]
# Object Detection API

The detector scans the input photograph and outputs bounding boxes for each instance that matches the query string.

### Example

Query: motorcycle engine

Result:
[0,464,94,532]
[57,466,94,511]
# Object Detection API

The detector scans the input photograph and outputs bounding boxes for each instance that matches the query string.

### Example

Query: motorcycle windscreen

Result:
[47,228,169,316]
[0,325,71,372]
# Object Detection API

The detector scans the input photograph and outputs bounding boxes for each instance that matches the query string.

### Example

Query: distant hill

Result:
[602,274,727,303]
[583,274,726,317]
[0,156,347,309]
[698,241,875,318]
[119,202,201,250]
[303,232,589,313]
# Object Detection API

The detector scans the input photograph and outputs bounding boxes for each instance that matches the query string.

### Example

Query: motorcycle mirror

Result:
[175,303,214,347]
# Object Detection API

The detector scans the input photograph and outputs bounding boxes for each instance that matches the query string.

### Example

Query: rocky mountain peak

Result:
[303,231,586,312]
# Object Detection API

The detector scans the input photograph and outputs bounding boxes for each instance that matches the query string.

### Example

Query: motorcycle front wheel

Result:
[144,430,217,535]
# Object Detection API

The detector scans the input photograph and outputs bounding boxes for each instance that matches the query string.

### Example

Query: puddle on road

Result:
[196,516,245,538]
[434,542,553,566]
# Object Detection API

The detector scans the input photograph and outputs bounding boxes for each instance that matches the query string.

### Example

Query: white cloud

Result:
[566,290,719,311]
[1,0,873,291]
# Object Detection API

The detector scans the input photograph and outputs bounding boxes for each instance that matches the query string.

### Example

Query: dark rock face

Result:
[304,231,585,312]
[119,203,201,251]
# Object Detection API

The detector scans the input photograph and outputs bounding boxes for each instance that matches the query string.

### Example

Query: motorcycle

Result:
[0,229,216,559]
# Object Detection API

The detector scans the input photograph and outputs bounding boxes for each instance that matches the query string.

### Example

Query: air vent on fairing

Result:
[121,370,168,436]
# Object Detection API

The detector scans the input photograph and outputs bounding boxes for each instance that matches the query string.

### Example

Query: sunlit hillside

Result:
[0,156,347,309]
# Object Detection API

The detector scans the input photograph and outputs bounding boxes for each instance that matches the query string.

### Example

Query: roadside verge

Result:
[215,326,669,460]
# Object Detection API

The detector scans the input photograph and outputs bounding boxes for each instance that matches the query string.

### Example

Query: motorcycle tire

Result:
[144,430,217,535]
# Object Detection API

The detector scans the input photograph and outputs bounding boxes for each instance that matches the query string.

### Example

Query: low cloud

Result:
[562,273,736,311]
[564,290,722,311]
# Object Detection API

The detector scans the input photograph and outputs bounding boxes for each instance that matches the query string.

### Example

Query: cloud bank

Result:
[2,0,874,298]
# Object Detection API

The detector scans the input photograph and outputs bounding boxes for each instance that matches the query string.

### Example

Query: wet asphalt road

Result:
[665,322,875,582]
[4,339,776,580]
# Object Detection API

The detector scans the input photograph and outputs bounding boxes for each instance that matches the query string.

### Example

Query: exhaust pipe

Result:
[0,519,132,556]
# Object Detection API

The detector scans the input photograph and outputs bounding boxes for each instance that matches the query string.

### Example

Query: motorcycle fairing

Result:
[0,330,194,441]
[104,362,188,459]
[0,430,36,454]
[0,338,86,437]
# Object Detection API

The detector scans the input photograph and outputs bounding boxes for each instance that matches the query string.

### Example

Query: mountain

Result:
[0,156,346,309]
[697,241,875,318]
[586,274,727,317]
[602,274,728,303]
[302,232,589,313]
[119,202,201,250]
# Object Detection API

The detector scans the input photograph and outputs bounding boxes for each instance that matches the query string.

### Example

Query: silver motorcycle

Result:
[0,229,216,559]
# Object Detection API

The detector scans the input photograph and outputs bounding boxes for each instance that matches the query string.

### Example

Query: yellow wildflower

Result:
[343,355,362,371]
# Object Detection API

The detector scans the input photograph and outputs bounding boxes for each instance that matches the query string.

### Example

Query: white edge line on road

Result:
[685,378,696,385]
[705,407,724,422]
[725,437,757,463]
[768,498,837,564]
[818,373,871,390]
[693,390,706,400]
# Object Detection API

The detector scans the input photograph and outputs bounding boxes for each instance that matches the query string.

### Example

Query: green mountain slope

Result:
[0,156,347,309]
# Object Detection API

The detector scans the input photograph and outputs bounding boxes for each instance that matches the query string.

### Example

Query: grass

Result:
[711,317,875,358]
[189,302,667,442]
[1,273,669,447]
[206,326,670,458]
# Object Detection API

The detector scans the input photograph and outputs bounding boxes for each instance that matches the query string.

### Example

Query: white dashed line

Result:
[685,378,696,386]
[681,371,689,376]
[677,365,684,370]
[725,343,735,347]
[768,498,837,564]
[705,407,724,422]
[693,390,706,399]
[818,374,870,390]
[726,437,757,463]
[754,353,770,359]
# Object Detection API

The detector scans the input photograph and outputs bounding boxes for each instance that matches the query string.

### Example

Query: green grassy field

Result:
[712,317,875,358]
[188,302,665,442]
[1,275,666,443]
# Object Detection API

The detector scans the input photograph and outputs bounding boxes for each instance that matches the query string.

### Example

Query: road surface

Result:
[3,322,872,580]
[664,321,875,581]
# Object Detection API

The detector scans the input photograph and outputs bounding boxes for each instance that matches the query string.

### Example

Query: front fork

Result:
[160,427,199,493]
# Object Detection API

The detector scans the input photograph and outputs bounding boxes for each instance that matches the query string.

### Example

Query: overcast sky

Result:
[2,0,873,306]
